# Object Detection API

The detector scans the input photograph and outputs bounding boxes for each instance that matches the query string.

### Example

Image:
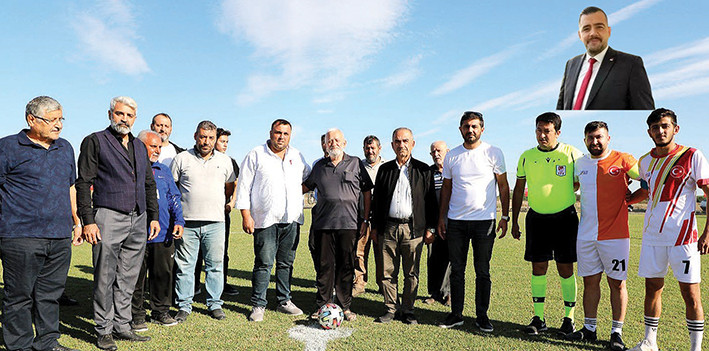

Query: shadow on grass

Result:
[57,275,97,344]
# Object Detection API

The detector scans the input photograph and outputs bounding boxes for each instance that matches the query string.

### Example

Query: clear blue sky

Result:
[1,0,707,183]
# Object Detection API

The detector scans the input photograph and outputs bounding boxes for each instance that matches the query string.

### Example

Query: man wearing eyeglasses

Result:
[76,96,160,350]
[0,96,82,351]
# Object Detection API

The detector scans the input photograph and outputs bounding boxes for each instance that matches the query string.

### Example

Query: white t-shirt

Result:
[639,145,709,246]
[158,142,178,168]
[442,142,506,220]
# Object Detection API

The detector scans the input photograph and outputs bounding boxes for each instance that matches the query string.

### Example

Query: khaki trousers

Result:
[381,221,424,314]
[354,224,383,290]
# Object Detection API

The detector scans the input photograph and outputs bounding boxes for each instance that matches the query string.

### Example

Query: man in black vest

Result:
[76,96,160,351]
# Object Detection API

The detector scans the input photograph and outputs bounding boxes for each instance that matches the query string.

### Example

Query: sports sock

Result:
[560,274,577,319]
[643,315,659,345]
[687,319,703,351]
[531,274,547,319]
[583,317,597,332]
[611,320,623,335]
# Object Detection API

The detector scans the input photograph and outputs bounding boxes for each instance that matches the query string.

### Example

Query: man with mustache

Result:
[353,135,386,297]
[370,128,437,325]
[557,6,654,110]
[303,128,373,322]
[630,109,708,351]
[171,121,236,323]
[76,96,160,350]
[150,113,184,168]
[567,121,641,350]
[0,96,82,351]
[424,141,451,306]
[130,130,184,331]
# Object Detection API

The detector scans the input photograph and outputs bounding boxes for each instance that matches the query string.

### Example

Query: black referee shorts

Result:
[524,205,579,263]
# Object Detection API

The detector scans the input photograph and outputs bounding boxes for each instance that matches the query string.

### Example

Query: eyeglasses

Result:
[32,114,65,125]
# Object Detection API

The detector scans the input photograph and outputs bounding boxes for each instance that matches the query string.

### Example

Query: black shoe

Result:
[175,310,189,323]
[130,318,148,332]
[52,344,80,351]
[210,308,226,320]
[113,330,151,342]
[402,312,418,325]
[439,313,464,329]
[609,332,627,351]
[374,312,396,323]
[558,317,575,335]
[152,312,178,326]
[96,334,117,350]
[524,316,548,335]
[58,294,79,306]
[475,315,494,333]
[565,326,597,341]
[223,284,240,296]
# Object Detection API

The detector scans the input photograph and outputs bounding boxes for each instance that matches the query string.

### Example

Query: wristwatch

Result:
[500,215,510,221]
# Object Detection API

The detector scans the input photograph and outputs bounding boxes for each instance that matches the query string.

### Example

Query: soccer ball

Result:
[317,303,344,330]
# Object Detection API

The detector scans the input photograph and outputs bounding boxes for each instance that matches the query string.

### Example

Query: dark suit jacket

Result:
[557,47,654,110]
[370,157,437,238]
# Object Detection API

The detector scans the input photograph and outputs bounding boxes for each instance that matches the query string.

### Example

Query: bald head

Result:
[430,141,448,169]
[325,128,347,160]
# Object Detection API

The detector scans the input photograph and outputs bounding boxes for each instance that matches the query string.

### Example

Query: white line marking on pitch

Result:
[288,325,353,351]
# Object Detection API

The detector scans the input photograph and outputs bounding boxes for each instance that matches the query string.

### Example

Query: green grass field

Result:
[2,211,707,350]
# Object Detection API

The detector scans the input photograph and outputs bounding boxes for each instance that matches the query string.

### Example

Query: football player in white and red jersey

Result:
[630,109,709,351]
[567,121,641,351]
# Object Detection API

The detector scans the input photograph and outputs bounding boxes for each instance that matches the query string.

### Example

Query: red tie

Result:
[573,57,597,110]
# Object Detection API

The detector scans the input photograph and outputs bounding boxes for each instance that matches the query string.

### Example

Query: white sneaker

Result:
[249,306,265,322]
[277,300,303,316]
[630,339,659,351]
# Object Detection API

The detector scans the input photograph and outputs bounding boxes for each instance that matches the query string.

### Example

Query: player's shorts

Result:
[524,205,578,263]
[576,238,630,280]
[638,243,701,284]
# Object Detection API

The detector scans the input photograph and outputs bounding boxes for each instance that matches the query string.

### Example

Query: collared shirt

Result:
[236,143,310,228]
[362,156,385,187]
[171,148,236,222]
[388,158,413,219]
[0,130,76,238]
[304,153,374,230]
[150,161,185,243]
[574,46,609,110]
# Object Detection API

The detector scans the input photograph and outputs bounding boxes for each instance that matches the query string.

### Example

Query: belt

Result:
[387,217,411,224]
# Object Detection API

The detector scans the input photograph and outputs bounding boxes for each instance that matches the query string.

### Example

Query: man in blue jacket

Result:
[131,130,185,331]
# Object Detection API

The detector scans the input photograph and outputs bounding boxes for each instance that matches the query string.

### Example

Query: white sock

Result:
[611,320,623,335]
[687,319,704,351]
[644,316,659,345]
[583,317,597,332]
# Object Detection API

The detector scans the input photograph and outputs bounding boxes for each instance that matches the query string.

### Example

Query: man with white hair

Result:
[425,141,452,306]
[303,128,373,322]
[76,96,160,350]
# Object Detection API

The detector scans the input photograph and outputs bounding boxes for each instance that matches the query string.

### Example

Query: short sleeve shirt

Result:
[304,154,374,230]
[443,142,506,220]
[516,143,583,214]
[171,149,236,222]
[574,150,639,241]
[638,145,709,246]
[0,131,76,238]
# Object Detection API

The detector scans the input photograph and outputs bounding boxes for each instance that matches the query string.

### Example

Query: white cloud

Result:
[218,0,409,104]
[72,0,150,76]
[378,54,423,88]
[417,127,440,137]
[650,59,709,87]
[431,46,521,96]
[539,0,662,60]
[472,80,559,112]
[644,37,709,67]
[653,76,709,100]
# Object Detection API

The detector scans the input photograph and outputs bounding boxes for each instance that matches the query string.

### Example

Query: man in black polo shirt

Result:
[0,96,81,351]
[76,96,160,350]
[303,128,373,322]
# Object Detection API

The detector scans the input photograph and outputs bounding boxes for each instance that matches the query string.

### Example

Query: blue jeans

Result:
[447,219,495,318]
[175,221,225,312]
[251,222,299,307]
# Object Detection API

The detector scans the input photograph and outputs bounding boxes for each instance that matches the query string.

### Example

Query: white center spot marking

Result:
[288,324,353,351]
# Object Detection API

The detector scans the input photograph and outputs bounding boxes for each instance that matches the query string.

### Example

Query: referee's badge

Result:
[556,165,566,176]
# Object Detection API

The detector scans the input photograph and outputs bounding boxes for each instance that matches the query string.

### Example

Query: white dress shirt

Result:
[573,46,609,110]
[235,142,311,228]
[388,158,413,219]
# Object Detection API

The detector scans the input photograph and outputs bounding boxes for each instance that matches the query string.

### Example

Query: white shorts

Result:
[576,239,630,280]
[638,243,701,283]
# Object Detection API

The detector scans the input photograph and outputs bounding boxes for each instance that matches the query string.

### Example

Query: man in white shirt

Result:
[237,119,311,322]
[150,113,184,167]
[437,111,510,331]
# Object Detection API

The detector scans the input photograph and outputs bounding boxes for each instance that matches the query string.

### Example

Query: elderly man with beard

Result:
[171,121,236,323]
[424,141,452,306]
[303,128,373,322]
[130,130,185,331]
[76,96,160,350]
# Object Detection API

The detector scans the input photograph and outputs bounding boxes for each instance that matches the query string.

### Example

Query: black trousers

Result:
[1,237,71,351]
[132,240,175,319]
[426,233,451,299]
[314,229,357,311]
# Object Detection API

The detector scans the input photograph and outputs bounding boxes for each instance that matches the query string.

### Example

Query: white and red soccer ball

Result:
[317,303,344,330]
